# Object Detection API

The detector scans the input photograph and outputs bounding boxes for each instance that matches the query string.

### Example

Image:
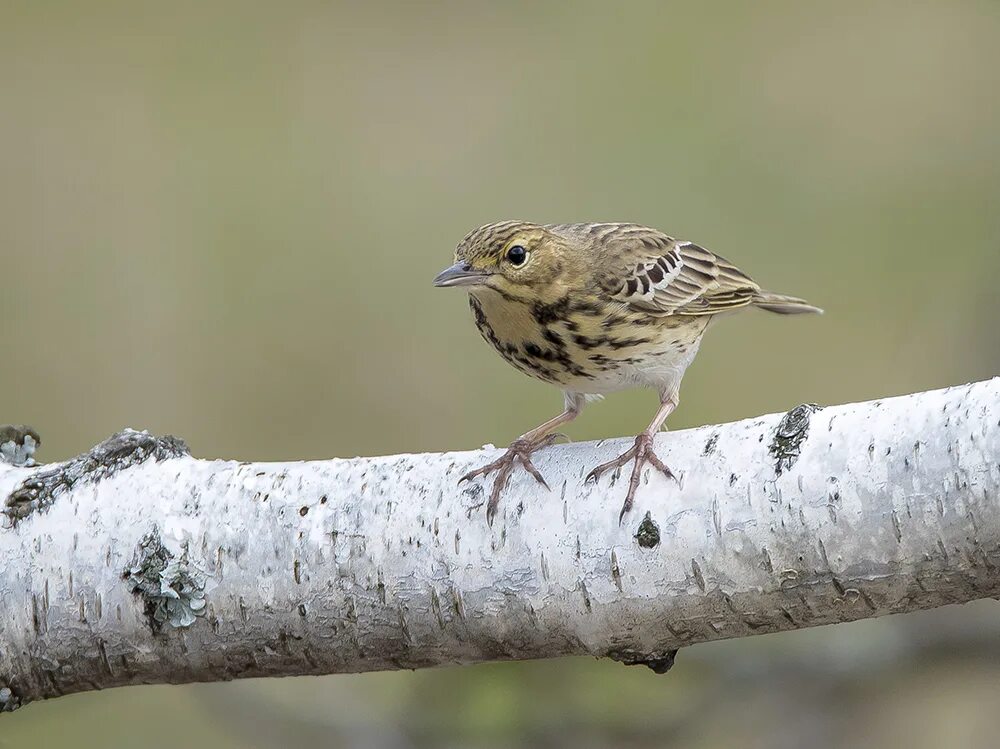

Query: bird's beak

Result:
[433,261,489,288]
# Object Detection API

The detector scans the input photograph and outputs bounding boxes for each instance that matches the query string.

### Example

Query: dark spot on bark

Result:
[579,580,592,612]
[299,506,309,516]
[635,512,661,549]
[769,404,821,475]
[4,429,189,525]
[703,433,719,455]
[608,648,678,674]
[691,559,706,592]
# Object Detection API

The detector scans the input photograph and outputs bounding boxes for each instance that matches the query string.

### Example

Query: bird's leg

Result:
[461,394,583,524]
[586,396,677,522]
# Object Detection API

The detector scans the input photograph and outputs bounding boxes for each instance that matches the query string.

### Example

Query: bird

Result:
[433,221,821,524]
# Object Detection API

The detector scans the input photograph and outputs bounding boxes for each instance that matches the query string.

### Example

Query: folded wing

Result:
[607,232,761,316]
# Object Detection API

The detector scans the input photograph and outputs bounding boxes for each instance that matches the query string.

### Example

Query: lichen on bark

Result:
[769,403,821,475]
[124,531,209,632]
[0,684,21,713]
[0,425,41,468]
[635,512,661,549]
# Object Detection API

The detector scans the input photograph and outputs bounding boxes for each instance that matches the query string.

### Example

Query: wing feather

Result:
[600,229,761,316]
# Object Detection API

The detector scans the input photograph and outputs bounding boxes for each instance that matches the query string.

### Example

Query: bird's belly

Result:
[563,335,705,395]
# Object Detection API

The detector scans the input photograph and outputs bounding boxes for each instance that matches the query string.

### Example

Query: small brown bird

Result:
[434,221,821,523]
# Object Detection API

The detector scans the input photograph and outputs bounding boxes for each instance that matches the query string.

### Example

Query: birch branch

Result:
[1,379,998,712]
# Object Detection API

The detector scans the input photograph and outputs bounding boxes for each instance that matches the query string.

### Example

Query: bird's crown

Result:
[455,220,548,265]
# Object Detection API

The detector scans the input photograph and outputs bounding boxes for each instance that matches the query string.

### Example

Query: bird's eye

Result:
[506,245,528,266]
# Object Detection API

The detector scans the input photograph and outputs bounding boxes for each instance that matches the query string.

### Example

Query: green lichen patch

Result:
[4,429,189,525]
[0,424,41,467]
[124,531,208,632]
[769,404,822,475]
[635,512,661,549]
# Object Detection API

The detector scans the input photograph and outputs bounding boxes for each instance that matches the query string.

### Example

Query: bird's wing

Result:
[597,226,762,316]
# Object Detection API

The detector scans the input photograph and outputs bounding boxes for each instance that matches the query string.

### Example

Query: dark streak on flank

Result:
[569,298,605,316]
[607,336,653,350]
[573,334,602,350]
[542,328,564,347]
[602,313,631,330]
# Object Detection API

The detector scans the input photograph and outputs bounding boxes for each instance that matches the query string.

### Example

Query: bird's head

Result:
[433,221,572,302]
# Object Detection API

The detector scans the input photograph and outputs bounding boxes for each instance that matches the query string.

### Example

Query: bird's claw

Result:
[585,433,675,522]
[459,437,554,524]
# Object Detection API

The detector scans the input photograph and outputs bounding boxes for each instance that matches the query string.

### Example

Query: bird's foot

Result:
[586,432,674,522]
[460,435,557,524]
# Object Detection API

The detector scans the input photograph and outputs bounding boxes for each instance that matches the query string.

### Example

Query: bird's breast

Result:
[468,290,710,393]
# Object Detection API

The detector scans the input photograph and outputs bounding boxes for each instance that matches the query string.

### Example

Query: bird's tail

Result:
[752,291,823,315]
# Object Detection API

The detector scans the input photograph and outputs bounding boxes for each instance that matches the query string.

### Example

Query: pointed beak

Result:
[433,261,489,288]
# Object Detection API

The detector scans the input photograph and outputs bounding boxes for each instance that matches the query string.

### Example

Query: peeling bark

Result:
[1,379,999,712]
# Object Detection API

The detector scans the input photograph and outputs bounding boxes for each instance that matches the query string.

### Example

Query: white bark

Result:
[1,379,998,711]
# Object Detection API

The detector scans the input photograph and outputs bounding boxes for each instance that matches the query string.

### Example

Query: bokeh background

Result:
[3,1,999,747]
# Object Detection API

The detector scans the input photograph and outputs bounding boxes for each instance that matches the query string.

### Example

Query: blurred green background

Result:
[2,1,999,747]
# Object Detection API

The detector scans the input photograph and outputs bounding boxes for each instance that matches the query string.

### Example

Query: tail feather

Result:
[753,291,823,315]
